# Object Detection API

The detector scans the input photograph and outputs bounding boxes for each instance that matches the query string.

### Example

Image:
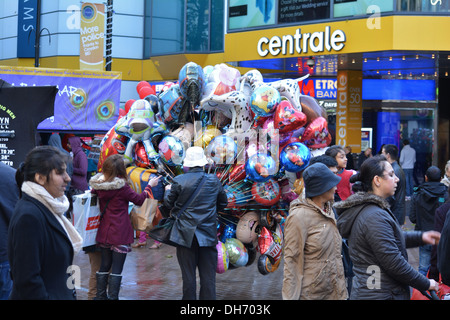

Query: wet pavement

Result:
[73,214,419,300]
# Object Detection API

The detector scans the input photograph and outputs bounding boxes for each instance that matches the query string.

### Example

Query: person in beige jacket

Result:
[282,162,348,300]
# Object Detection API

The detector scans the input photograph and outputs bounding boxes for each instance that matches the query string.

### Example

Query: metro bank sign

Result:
[257,26,346,57]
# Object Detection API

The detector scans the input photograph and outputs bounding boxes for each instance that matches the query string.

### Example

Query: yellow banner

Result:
[80,3,105,70]
[336,70,363,153]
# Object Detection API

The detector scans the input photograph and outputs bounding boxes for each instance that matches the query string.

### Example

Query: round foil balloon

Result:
[245,153,278,182]
[206,135,238,165]
[194,125,222,148]
[225,238,248,267]
[280,142,311,172]
[236,211,260,244]
[216,241,229,274]
[250,85,281,118]
[158,135,186,166]
[251,179,281,206]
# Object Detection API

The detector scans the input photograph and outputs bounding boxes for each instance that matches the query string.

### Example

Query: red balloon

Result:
[124,99,135,114]
[274,100,307,133]
[229,164,246,183]
[136,81,151,93]
[134,141,151,168]
[300,116,332,149]
[251,179,281,206]
[97,127,128,172]
[138,86,155,99]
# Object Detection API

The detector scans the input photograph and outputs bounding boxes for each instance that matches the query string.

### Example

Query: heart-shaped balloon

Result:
[229,164,246,183]
[300,116,332,149]
[274,100,307,133]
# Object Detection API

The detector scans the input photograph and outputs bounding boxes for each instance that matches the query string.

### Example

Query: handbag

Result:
[130,197,159,232]
[148,173,207,246]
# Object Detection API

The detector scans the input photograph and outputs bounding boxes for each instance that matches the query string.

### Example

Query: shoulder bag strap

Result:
[176,173,207,216]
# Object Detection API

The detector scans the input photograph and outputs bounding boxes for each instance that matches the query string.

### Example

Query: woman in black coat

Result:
[335,155,440,299]
[8,146,82,300]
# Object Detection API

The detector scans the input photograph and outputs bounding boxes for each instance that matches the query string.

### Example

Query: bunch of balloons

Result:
[98,62,333,275]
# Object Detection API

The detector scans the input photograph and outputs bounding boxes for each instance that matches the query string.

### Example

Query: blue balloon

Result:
[250,85,280,117]
[279,142,311,172]
[178,62,205,99]
[245,153,278,182]
[220,223,236,243]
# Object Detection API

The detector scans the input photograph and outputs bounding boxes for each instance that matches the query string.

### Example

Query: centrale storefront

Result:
[224,14,450,177]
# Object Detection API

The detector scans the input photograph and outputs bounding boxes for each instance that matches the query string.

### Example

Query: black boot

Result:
[94,272,109,300]
[108,274,122,300]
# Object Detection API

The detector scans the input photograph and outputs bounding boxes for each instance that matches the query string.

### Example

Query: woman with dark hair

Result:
[89,154,160,300]
[335,155,440,299]
[8,146,82,300]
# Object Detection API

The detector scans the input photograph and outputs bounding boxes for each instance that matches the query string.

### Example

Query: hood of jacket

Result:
[415,181,447,203]
[289,196,335,220]
[334,192,390,239]
[68,136,83,155]
[89,173,126,191]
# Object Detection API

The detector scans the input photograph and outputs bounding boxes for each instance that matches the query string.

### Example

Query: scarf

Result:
[22,181,83,254]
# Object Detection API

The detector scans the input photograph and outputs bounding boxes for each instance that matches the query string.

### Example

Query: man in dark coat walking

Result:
[410,166,448,276]
[164,146,228,300]
[382,144,406,225]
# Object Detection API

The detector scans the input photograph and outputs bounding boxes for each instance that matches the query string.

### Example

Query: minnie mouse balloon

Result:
[251,179,281,206]
[274,100,307,133]
[279,142,311,172]
[300,116,332,149]
[245,153,278,182]
[250,85,281,118]
[236,211,260,244]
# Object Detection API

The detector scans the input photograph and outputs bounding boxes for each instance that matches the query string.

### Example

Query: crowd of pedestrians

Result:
[1,136,450,300]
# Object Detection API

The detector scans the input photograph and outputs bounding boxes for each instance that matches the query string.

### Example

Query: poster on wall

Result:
[0,66,122,132]
[228,0,276,30]
[80,2,105,70]
[0,84,57,168]
[278,0,330,24]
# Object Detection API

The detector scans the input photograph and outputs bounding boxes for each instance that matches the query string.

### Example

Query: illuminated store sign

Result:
[257,26,346,57]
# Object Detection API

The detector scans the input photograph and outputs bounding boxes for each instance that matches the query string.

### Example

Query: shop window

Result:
[397,0,450,12]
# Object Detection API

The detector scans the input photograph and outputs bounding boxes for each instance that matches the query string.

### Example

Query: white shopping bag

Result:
[73,192,101,247]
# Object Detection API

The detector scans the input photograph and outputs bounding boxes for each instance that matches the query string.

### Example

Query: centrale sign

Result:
[257,26,346,57]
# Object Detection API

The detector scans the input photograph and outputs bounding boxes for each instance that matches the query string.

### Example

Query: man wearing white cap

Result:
[164,146,228,300]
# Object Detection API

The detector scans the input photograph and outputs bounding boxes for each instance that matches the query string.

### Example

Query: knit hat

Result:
[303,162,341,198]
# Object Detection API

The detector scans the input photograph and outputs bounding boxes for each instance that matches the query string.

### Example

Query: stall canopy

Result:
[0,66,122,133]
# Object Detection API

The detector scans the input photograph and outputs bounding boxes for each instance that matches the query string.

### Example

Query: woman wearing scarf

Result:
[8,146,82,300]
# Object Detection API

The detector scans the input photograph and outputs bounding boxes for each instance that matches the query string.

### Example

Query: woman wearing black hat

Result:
[335,155,440,299]
[282,162,348,300]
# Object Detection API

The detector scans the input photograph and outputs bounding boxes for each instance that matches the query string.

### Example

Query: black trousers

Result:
[176,237,217,300]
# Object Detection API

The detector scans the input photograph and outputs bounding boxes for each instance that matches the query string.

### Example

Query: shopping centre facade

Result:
[1,0,449,176]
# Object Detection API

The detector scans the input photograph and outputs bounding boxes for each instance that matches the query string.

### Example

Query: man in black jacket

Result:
[382,144,406,225]
[410,166,448,276]
[164,146,228,300]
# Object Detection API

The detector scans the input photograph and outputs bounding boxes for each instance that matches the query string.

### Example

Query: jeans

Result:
[418,244,432,276]
[404,168,414,197]
[0,261,12,300]
[176,237,217,300]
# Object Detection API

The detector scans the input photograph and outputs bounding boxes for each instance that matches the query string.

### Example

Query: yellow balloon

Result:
[194,125,222,148]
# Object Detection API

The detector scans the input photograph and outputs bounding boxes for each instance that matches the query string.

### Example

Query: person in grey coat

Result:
[164,146,228,300]
[335,155,440,300]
